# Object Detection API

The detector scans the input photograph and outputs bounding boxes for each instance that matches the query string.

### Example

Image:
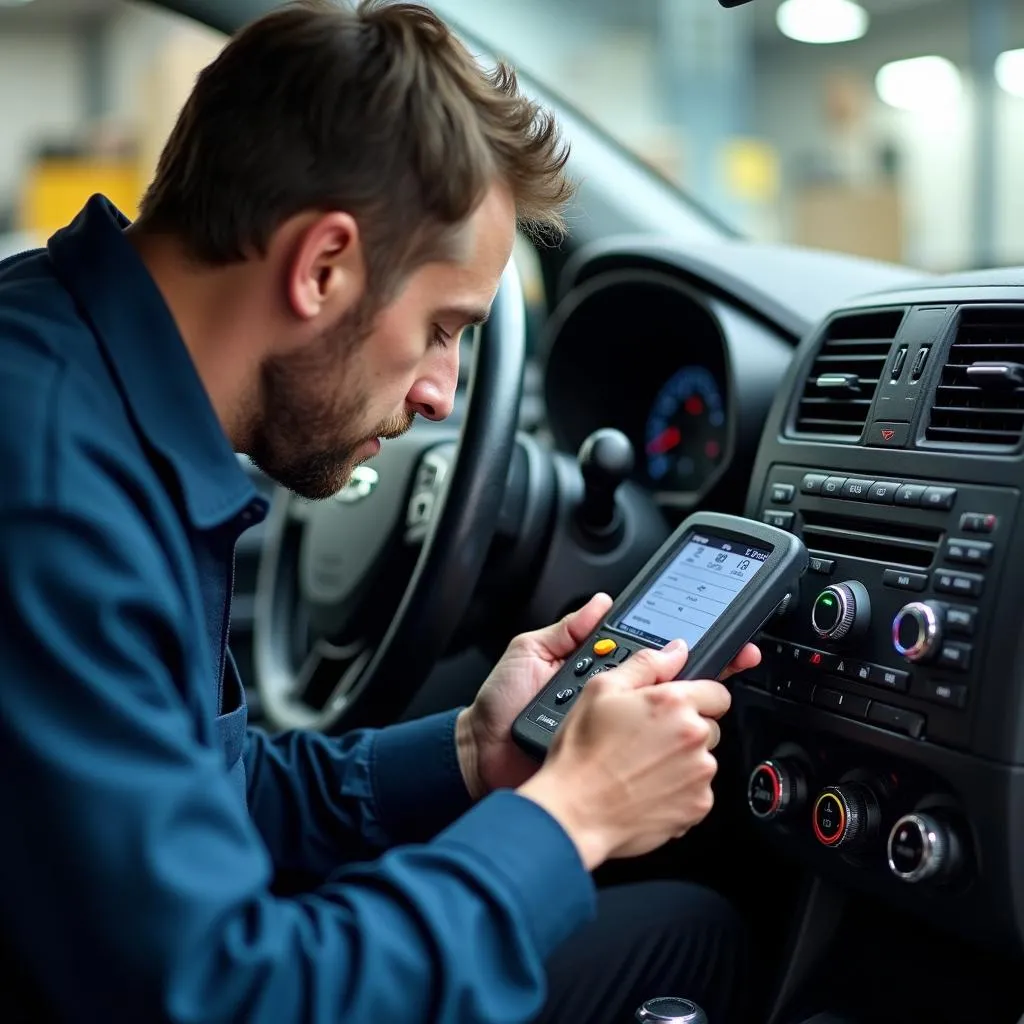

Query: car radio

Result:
[745,464,1018,752]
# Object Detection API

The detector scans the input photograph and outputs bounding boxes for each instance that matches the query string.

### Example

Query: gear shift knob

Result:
[576,427,635,537]
[635,996,708,1023]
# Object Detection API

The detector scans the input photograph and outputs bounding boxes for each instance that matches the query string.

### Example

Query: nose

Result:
[406,346,459,422]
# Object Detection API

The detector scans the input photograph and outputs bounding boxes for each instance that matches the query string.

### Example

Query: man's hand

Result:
[456,593,761,800]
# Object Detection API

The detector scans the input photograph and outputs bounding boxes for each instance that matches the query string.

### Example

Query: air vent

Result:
[925,308,1024,448]
[793,310,904,440]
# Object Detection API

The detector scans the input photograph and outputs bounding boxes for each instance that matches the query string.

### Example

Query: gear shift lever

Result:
[576,428,634,540]
[635,997,708,1023]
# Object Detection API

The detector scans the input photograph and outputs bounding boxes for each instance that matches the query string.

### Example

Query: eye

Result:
[430,325,452,349]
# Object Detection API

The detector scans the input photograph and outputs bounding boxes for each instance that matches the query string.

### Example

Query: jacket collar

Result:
[47,195,264,530]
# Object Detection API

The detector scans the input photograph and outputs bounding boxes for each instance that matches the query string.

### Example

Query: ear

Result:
[286,212,365,322]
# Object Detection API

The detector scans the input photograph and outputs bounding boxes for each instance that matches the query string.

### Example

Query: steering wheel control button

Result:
[820,476,846,497]
[573,657,594,677]
[840,478,874,501]
[921,486,957,510]
[883,569,928,592]
[801,473,829,494]
[934,570,983,598]
[813,783,878,850]
[960,512,998,533]
[593,638,617,657]
[937,642,972,671]
[868,702,925,738]
[894,483,927,506]
[870,421,910,447]
[762,510,794,530]
[892,601,943,662]
[888,813,959,884]
[554,688,576,705]
[747,759,805,822]
[944,538,993,566]
[811,581,870,642]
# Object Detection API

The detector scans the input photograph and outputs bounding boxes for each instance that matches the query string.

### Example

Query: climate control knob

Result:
[888,812,961,883]
[811,581,871,642]
[892,601,944,663]
[747,758,807,821]
[812,782,880,850]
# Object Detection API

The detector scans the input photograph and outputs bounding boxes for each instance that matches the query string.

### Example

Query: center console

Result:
[738,298,1024,952]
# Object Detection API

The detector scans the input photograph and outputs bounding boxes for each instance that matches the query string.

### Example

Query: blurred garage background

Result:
[0,0,1022,273]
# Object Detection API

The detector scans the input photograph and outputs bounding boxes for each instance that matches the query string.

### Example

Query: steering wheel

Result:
[253,261,526,733]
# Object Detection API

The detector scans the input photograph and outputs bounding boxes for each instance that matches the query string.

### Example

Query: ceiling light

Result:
[875,55,962,112]
[776,0,869,45]
[995,48,1024,99]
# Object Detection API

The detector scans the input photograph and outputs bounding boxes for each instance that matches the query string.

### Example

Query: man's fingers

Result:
[539,593,614,658]
[652,678,732,720]
[603,640,689,690]
[719,642,762,681]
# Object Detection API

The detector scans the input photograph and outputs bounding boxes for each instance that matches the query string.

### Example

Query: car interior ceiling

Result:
[122,1,1024,1022]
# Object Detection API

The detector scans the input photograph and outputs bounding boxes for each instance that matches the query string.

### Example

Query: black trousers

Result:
[536,881,748,1024]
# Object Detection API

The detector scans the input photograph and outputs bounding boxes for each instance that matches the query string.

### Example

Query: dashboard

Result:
[539,243,1024,956]
[541,263,791,507]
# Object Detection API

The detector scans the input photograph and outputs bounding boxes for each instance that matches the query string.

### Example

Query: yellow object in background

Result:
[17,159,141,238]
[720,138,781,203]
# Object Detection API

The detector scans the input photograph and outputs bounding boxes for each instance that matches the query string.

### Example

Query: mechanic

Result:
[0,2,760,1022]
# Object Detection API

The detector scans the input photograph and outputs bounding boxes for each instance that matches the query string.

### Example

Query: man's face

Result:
[250,185,516,500]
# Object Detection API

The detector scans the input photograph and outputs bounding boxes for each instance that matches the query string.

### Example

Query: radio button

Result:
[867,702,925,737]
[895,483,928,507]
[868,481,901,503]
[945,538,993,566]
[813,687,870,719]
[934,570,984,597]
[918,679,968,709]
[841,478,875,500]
[770,482,795,503]
[821,476,846,497]
[763,510,795,530]
[938,642,972,671]
[945,606,976,635]
[883,569,928,592]
[876,666,911,693]
[960,512,998,534]
[922,486,957,510]
[801,473,829,494]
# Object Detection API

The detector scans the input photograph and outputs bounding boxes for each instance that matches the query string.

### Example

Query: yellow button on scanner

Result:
[593,638,617,657]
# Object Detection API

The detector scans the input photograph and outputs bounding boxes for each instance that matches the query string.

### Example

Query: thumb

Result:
[537,592,614,659]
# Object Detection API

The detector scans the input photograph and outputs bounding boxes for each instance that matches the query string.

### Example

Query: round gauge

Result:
[644,366,727,492]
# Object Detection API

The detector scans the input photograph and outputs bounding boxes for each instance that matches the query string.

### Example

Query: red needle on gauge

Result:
[646,425,681,455]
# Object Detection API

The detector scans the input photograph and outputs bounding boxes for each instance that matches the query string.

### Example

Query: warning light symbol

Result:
[881,428,895,441]
[809,652,823,666]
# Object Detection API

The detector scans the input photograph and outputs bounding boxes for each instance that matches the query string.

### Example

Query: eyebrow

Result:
[437,305,491,329]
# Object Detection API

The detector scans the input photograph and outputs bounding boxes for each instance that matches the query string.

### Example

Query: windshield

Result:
[434,0,1021,275]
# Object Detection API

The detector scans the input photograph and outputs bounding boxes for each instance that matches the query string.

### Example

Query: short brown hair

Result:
[136,0,573,298]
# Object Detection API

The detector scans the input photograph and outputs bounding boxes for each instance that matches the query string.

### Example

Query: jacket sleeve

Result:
[244,707,475,878]
[0,506,596,1024]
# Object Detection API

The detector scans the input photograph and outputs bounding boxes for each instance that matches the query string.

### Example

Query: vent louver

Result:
[793,310,904,440]
[925,309,1024,448]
